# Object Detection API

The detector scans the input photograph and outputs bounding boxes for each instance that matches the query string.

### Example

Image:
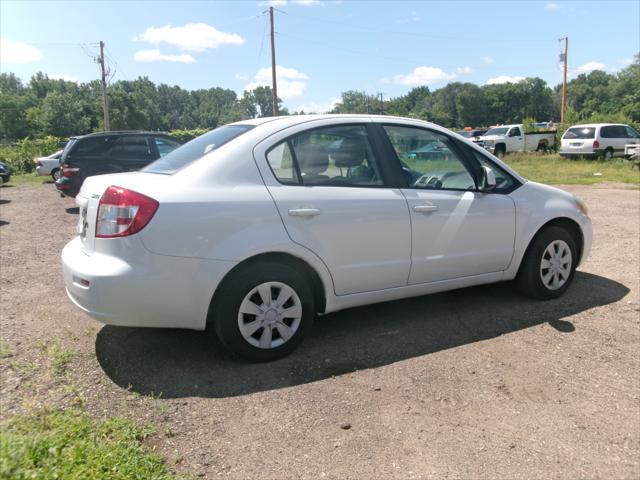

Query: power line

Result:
[284,12,556,44]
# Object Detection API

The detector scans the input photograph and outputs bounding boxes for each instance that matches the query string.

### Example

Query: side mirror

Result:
[479,165,497,192]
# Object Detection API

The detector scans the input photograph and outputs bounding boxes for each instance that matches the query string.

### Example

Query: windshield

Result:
[143,125,254,174]
[484,127,509,136]
[564,127,596,139]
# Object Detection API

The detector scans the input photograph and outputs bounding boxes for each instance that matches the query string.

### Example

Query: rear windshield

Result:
[564,127,596,139]
[143,125,254,174]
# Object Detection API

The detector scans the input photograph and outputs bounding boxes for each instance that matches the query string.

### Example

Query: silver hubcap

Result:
[540,240,572,290]
[237,281,302,349]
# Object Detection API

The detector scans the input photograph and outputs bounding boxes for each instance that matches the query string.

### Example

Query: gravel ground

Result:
[1,181,639,479]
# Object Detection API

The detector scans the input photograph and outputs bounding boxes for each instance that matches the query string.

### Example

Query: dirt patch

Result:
[1,182,638,479]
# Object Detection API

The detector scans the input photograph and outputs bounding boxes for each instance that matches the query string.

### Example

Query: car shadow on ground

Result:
[95,271,629,399]
[65,207,79,214]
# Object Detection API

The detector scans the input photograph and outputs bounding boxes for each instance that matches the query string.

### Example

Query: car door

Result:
[508,126,524,152]
[254,121,411,296]
[380,124,516,285]
[108,136,154,172]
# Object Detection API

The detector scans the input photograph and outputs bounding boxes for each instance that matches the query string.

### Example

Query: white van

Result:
[560,123,640,159]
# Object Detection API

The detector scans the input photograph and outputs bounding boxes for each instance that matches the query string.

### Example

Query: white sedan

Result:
[62,115,592,361]
[35,150,63,180]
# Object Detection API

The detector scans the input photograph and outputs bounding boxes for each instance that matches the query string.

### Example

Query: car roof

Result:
[569,123,629,128]
[70,130,175,140]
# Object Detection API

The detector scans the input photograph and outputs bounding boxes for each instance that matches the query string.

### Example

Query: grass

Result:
[39,341,74,377]
[0,341,13,360]
[503,153,640,185]
[3,173,51,185]
[0,408,174,480]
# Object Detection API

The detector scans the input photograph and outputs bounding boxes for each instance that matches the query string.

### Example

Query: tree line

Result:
[0,54,638,142]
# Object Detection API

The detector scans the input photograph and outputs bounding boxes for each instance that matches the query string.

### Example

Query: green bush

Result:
[0,136,65,174]
[167,128,208,143]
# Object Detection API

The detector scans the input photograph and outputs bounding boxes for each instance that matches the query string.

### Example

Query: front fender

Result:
[505,182,592,279]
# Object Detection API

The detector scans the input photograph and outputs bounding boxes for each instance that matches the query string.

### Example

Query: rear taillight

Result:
[62,164,79,177]
[95,186,159,238]
[593,140,600,149]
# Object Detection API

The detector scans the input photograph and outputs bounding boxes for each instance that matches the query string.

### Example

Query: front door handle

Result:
[413,204,438,213]
[288,208,322,217]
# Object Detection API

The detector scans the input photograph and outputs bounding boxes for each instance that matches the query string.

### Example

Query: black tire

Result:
[603,148,614,160]
[494,146,505,159]
[537,142,548,153]
[209,261,315,362]
[51,168,61,181]
[516,226,577,300]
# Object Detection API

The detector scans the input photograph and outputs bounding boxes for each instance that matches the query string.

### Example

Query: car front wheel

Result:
[210,261,315,362]
[516,226,577,300]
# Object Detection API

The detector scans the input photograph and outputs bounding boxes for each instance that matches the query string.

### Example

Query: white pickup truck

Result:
[478,124,556,158]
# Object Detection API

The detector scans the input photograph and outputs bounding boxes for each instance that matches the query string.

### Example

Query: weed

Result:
[39,341,74,377]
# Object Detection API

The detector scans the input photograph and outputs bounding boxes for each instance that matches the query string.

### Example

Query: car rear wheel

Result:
[603,148,614,160]
[210,261,315,362]
[51,168,61,181]
[516,226,577,300]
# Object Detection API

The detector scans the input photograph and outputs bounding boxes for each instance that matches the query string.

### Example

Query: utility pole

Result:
[269,7,278,117]
[98,41,110,131]
[560,36,568,124]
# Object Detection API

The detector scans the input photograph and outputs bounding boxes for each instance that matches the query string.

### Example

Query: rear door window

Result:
[266,125,385,187]
[600,126,617,138]
[109,136,153,160]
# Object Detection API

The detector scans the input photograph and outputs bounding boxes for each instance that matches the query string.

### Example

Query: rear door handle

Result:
[413,204,438,213]
[288,208,322,217]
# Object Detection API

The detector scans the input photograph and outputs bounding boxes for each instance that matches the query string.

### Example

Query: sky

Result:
[1,0,639,113]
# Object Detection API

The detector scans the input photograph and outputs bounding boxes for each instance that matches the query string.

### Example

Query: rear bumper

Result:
[62,236,236,330]
[36,166,52,176]
[559,150,600,159]
[55,177,80,197]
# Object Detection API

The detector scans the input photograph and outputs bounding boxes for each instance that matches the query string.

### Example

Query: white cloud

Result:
[486,75,526,85]
[50,74,78,83]
[134,49,195,63]
[545,2,562,10]
[482,56,494,65]
[258,0,288,5]
[293,0,323,5]
[0,38,43,64]
[456,66,472,74]
[386,66,456,86]
[576,60,605,74]
[295,97,340,113]
[133,23,244,52]
[245,65,309,99]
[234,73,249,81]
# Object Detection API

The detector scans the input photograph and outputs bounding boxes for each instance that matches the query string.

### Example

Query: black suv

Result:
[55,131,180,197]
